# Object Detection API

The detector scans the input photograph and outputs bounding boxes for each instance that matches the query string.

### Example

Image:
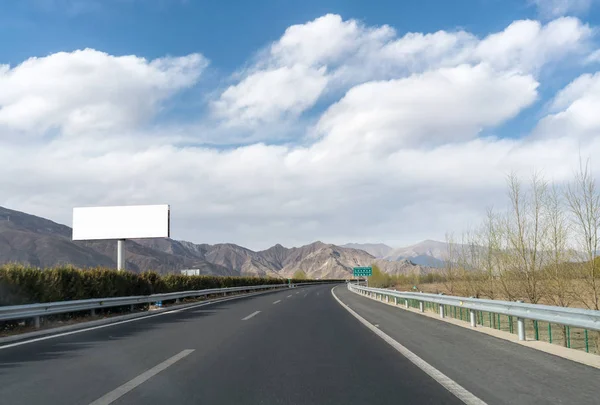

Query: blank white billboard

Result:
[72,205,170,241]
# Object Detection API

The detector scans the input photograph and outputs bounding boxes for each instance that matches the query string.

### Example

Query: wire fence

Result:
[371,291,600,355]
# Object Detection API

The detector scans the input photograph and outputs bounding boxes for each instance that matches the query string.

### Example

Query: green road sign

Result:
[353,266,372,277]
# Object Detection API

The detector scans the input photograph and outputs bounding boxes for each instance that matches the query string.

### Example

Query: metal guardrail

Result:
[348,283,600,341]
[0,284,293,328]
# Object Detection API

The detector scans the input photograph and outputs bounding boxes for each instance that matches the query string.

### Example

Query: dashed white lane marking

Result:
[331,287,488,405]
[88,349,194,405]
[242,311,261,321]
[273,300,281,304]
[287,295,293,298]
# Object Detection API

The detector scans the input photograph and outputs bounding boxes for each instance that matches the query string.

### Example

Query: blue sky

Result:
[2,0,600,249]
[1,0,596,141]
[1,0,540,68]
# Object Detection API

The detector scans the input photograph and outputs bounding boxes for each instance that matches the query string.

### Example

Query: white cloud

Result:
[315,64,538,151]
[0,49,206,136]
[213,14,590,132]
[534,72,600,138]
[473,17,592,73]
[531,0,593,17]
[269,14,395,67]
[1,15,600,251]
[212,65,328,126]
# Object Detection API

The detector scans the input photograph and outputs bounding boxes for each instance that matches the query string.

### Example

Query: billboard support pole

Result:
[117,239,125,271]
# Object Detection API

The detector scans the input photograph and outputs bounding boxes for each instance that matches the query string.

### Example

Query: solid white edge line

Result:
[0,289,278,350]
[88,349,194,405]
[242,311,261,321]
[331,286,488,405]
[273,300,281,304]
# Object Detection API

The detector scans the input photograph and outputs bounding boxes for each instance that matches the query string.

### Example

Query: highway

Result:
[0,284,598,404]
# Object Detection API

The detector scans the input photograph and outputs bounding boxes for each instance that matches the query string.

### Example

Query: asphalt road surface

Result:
[0,283,598,404]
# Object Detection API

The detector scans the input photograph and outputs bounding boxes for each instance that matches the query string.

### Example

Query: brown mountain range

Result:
[0,206,433,278]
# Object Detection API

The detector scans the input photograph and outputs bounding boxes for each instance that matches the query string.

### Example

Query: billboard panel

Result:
[72,205,170,241]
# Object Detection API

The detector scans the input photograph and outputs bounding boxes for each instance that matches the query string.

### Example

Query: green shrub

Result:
[0,264,346,306]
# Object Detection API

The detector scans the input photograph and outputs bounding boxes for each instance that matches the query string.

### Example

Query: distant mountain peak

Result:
[384,240,448,268]
[341,243,393,258]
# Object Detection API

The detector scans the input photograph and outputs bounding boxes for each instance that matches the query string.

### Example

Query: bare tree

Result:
[458,229,484,298]
[476,207,504,300]
[565,159,600,311]
[443,232,458,295]
[495,211,519,301]
[504,172,548,303]
[542,183,575,346]
[543,184,574,307]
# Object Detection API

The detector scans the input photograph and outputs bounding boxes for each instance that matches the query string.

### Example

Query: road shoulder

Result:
[334,285,600,405]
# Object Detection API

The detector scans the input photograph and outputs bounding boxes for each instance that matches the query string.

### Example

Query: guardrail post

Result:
[419,301,424,312]
[515,300,526,340]
[467,297,476,328]
[394,297,398,305]
[175,298,180,304]
[405,299,409,309]
[33,316,40,329]
[90,308,96,316]
[130,304,135,312]
[386,295,389,303]
[439,304,445,318]
[517,317,526,341]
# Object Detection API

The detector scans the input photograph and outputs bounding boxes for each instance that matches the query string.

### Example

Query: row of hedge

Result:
[0,264,316,306]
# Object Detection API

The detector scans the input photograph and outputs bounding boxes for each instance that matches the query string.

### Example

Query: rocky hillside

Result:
[0,207,114,268]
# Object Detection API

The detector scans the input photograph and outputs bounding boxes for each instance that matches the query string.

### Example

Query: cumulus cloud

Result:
[212,65,328,126]
[1,14,600,250]
[315,64,538,151]
[534,72,600,139]
[213,14,590,131]
[473,17,591,72]
[0,49,207,136]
